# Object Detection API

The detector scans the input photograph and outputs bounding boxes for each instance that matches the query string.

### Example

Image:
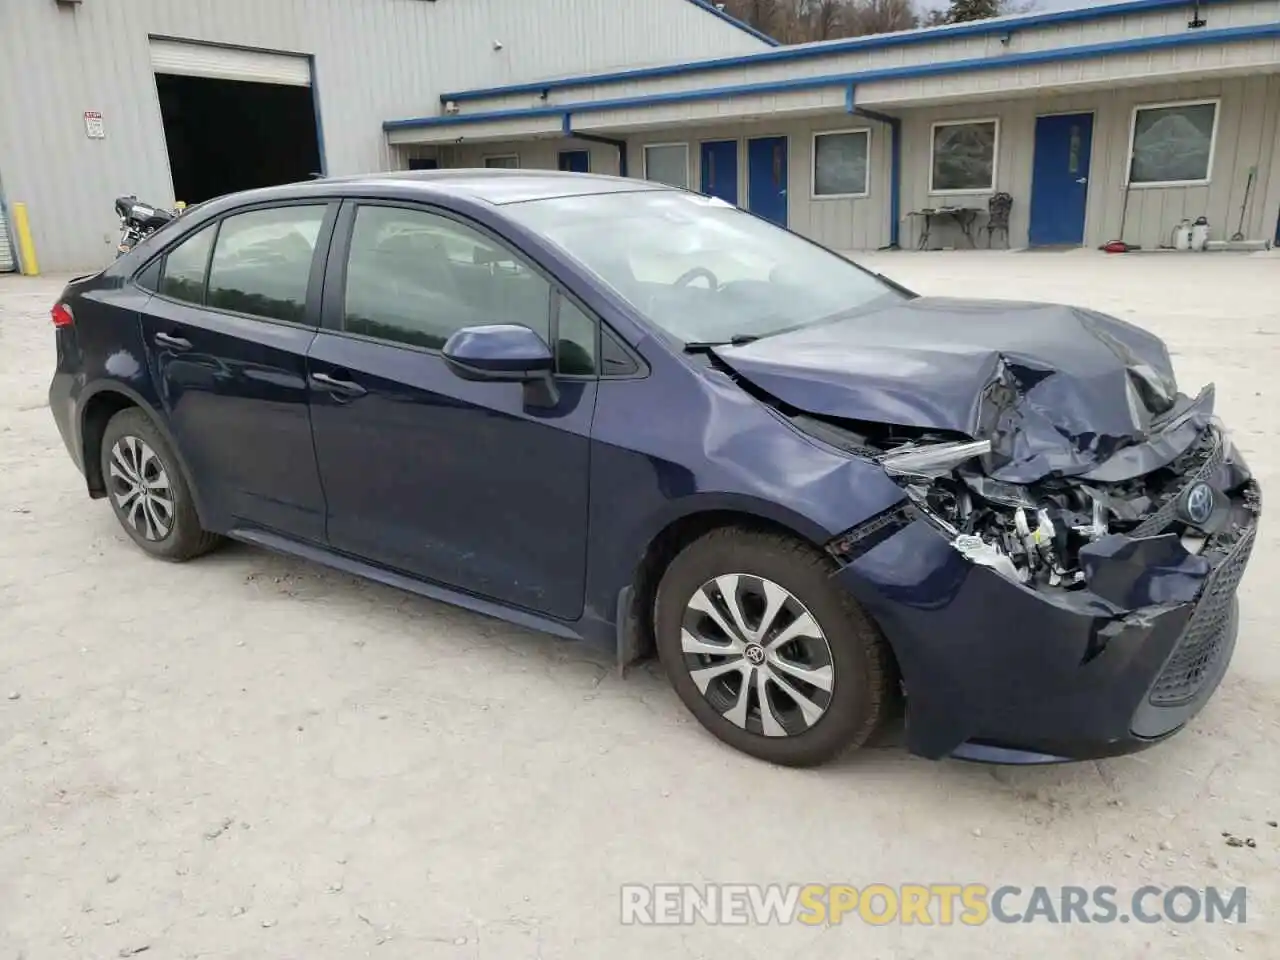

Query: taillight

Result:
[51,303,74,328]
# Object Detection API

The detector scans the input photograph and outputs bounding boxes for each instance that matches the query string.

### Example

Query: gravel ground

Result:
[1,250,1278,959]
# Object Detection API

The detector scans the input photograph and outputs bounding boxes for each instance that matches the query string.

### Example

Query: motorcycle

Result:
[114,195,179,257]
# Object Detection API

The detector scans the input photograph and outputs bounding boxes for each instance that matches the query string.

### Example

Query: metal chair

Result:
[986,192,1013,248]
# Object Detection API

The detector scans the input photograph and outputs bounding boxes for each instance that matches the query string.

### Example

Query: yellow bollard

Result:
[11,202,39,276]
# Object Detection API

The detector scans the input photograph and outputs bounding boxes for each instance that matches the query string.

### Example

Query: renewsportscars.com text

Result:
[620,883,1247,926]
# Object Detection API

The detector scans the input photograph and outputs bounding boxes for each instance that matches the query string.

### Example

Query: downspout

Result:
[848,86,902,251]
[562,113,629,177]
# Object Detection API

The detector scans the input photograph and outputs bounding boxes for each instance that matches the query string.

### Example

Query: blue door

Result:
[1029,113,1093,246]
[558,150,590,173]
[747,137,788,227]
[700,140,739,205]
[307,202,594,621]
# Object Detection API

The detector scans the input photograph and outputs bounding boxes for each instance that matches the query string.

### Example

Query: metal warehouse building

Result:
[3,0,1280,272]
[0,0,770,272]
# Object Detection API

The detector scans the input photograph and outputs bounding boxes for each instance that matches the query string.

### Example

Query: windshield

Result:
[504,189,903,344]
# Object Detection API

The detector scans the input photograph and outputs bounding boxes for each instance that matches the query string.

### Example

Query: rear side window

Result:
[134,257,163,294]
[342,204,551,351]
[206,205,326,323]
[159,225,215,304]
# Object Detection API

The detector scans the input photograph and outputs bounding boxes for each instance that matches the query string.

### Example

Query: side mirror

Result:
[442,324,553,381]
[442,324,559,407]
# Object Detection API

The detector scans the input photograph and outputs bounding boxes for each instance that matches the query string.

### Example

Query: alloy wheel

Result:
[680,573,835,737]
[108,435,175,542]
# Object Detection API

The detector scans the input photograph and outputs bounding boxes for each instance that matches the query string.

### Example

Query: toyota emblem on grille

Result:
[1182,482,1216,526]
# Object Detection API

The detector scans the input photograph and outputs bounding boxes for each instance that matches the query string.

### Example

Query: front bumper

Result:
[836,495,1258,763]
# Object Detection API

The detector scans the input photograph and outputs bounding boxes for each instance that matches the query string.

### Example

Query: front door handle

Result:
[154,331,192,351]
[1075,177,1088,184]
[310,371,367,398]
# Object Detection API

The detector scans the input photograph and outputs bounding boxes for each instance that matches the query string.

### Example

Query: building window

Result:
[813,129,871,198]
[1128,99,1218,186]
[484,155,519,169]
[644,144,689,188]
[930,119,998,193]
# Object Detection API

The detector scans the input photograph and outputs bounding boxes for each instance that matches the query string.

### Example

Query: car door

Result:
[138,201,336,541]
[306,200,597,620]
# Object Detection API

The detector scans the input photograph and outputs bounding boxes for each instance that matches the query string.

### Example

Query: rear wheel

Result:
[654,528,891,767]
[99,408,221,562]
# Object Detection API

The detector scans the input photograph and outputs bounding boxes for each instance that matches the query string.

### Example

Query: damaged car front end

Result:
[714,298,1261,763]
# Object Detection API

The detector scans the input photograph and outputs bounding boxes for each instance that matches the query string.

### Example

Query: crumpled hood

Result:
[713,297,1213,483]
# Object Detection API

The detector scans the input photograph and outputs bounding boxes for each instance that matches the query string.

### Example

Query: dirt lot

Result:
[2,250,1278,959]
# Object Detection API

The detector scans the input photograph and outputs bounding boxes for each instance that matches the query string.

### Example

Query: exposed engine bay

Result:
[793,390,1258,594]
[706,296,1262,598]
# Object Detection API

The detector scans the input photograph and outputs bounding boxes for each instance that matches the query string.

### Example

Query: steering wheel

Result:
[673,266,720,289]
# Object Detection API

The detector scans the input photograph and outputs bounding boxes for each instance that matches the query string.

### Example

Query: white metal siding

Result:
[0,205,15,272]
[466,0,1280,113]
[0,0,766,272]
[443,140,624,177]
[858,36,1280,106]
[149,39,312,86]
[388,116,566,146]
[894,75,1280,250]
[453,75,1280,254]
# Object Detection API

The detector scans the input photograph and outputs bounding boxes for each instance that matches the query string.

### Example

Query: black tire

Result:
[654,527,891,767]
[99,407,221,562]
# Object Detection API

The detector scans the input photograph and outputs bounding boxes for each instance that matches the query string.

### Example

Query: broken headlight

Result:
[880,439,1104,588]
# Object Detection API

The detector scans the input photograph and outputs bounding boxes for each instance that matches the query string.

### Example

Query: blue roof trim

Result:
[439,0,1231,104]
[389,20,1280,131]
[682,0,780,47]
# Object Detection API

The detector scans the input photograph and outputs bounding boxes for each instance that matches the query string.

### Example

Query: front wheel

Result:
[654,528,892,767]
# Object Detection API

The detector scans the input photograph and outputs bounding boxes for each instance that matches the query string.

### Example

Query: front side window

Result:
[813,129,871,198]
[343,205,551,351]
[1130,100,1218,185]
[555,295,597,376]
[930,119,998,193]
[158,224,216,304]
[503,189,902,346]
[206,205,326,323]
[644,144,690,189]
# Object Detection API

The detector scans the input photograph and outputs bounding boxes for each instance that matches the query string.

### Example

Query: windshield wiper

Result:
[872,272,918,298]
[682,334,760,352]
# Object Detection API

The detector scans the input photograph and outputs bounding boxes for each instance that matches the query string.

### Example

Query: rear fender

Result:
[78,380,214,528]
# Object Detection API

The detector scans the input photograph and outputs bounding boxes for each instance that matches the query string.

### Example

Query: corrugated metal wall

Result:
[0,0,766,272]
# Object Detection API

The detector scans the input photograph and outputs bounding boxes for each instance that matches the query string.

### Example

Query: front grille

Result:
[1148,523,1255,705]
[1131,428,1225,538]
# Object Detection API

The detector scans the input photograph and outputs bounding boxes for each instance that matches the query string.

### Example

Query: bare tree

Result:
[720,0,921,42]
[845,0,918,35]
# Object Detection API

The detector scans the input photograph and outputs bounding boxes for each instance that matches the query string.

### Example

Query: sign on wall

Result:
[84,111,105,139]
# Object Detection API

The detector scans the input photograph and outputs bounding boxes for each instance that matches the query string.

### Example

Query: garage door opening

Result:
[150,39,321,205]
[156,73,321,204]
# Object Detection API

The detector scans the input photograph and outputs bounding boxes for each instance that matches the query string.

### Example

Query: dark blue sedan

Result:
[49,171,1259,767]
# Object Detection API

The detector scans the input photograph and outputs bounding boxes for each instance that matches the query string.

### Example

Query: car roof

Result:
[205,169,672,209]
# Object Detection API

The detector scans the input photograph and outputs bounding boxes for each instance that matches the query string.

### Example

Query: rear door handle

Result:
[310,371,367,398]
[154,332,192,351]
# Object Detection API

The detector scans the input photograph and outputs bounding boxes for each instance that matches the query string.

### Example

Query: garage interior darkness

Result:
[155,73,321,205]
